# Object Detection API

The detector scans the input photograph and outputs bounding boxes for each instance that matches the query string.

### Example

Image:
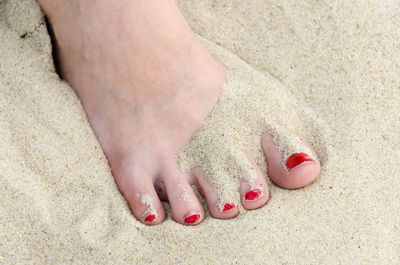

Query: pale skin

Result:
[37,0,320,225]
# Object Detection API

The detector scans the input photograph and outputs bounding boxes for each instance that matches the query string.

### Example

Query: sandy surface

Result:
[1,0,399,264]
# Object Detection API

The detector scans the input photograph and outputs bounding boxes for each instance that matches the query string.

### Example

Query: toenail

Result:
[222,203,236,212]
[245,189,262,201]
[184,213,201,224]
[144,214,156,223]
[286,153,313,170]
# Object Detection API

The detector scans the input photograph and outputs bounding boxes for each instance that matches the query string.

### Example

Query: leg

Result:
[37,0,319,226]
[37,0,233,225]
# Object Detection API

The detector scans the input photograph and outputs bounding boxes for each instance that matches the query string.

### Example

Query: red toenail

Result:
[144,214,156,222]
[245,189,261,201]
[184,214,201,224]
[286,153,313,170]
[223,203,235,212]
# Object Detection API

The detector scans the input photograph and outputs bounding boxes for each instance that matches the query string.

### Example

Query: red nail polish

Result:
[245,189,261,201]
[223,203,235,212]
[286,153,313,170]
[184,214,201,224]
[144,214,156,222]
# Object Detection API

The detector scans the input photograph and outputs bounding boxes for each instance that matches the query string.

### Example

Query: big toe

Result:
[262,121,321,189]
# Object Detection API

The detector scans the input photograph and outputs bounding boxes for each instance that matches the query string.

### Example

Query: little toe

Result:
[162,166,205,225]
[239,155,269,210]
[262,122,321,189]
[191,167,239,219]
[117,171,166,225]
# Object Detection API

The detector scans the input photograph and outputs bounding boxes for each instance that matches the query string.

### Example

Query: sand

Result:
[1,0,399,264]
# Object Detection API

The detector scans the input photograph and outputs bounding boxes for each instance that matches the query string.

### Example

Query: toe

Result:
[191,167,239,219]
[239,154,269,210]
[262,122,321,189]
[162,166,205,225]
[116,170,166,225]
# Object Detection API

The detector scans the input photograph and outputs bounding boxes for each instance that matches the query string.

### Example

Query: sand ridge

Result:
[178,54,322,210]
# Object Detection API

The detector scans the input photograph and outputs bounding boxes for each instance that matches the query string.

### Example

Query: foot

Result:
[37,0,320,226]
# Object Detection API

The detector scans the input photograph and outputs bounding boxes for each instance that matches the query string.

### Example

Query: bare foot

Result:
[37,0,320,226]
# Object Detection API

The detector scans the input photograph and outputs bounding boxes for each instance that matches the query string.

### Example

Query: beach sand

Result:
[1,0,399,264]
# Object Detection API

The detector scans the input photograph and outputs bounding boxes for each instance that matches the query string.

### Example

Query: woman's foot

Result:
[37,0,320,225]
